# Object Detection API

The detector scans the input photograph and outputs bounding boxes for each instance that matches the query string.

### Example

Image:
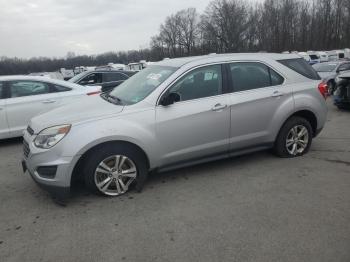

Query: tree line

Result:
[1,0,349,75]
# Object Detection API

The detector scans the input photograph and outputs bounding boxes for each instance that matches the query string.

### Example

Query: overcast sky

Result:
[0,0,220,59]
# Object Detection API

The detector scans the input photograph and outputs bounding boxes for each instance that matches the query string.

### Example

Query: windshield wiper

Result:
[101,93,124,105]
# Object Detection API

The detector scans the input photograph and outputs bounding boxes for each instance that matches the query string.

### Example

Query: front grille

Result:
[27,126,34,136]
[23,140,30,158]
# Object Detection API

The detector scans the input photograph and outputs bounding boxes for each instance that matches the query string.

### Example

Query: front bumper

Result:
[22,160,70,199]
[22,129,80,199]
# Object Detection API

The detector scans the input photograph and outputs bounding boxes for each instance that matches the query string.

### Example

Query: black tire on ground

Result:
[83,142,148,196]
[273,116,313,158]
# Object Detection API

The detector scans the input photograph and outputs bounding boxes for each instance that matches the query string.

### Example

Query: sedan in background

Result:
[313,61,350,94]
[68,70,136,93]
[0,76,101,139]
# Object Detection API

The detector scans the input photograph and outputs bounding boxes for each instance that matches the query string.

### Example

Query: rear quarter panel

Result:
[292,81,328,130]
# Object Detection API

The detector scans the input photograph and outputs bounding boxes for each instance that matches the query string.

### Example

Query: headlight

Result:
[34,124,71,149]
[335,76,341,83]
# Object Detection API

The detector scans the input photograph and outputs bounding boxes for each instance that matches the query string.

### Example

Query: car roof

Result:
[154,53,301,68]
[0,75,84,89]
[81,70,135,75]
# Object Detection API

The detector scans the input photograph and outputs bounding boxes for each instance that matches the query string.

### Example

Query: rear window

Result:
[278,58,320,80]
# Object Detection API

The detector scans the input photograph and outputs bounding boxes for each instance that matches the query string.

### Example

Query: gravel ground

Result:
[0,100,349,262]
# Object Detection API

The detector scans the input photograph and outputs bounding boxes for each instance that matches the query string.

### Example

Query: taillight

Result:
[87,91,101,96]
[318,81,328,99]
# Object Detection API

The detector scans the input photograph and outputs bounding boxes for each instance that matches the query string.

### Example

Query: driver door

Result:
[155,64,230,167]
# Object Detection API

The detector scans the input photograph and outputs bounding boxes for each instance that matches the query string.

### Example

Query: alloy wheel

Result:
[94,155,137,196]
[285,125,309,156]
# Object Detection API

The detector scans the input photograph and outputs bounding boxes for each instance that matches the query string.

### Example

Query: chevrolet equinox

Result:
[22,53,328,199]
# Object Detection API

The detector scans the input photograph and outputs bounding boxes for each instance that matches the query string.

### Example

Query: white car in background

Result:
[0,76,101,139]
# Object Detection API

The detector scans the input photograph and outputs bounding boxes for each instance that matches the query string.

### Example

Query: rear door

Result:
[0,82,10,139]
[226,62,294,151]
[6,80,62,136]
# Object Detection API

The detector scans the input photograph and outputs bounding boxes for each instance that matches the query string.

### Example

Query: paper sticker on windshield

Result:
[147,73,162,80]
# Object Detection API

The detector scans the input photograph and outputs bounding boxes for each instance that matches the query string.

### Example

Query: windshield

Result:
[68,71,89,83]
[313,63,338,72]
[109,65,177,105]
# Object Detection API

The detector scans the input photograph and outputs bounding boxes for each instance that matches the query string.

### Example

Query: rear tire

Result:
[274,117,313,158]
[83,143,148,196]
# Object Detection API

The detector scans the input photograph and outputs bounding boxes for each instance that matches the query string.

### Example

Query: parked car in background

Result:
[334,72,350,109]
[316,51,329,62]
[307,51,321,65]
[59,68,75,80]
[313,61,350,94]
[0,76,101,139]
[327,50,346,61]
[29,72,64,80]
[22,53,327,200]
[68,70,136,93]
[298,52,311,63]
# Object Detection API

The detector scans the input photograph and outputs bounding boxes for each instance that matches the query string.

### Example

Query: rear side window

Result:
[103,73,128,82]
[229,62,284,92]
[278,58,320,80]
[9,81,50,98]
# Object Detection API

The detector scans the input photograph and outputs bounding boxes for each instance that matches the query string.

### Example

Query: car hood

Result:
[29,95,124,133]
[317,72,335,80]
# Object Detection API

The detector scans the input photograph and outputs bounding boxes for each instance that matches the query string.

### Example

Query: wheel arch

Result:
[70,140,151,185]
[279,109,318,137]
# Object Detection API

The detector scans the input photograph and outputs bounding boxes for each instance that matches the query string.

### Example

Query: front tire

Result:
[83,143,148,196]
[274,117,313,158]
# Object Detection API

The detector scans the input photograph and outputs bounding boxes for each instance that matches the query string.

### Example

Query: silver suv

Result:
[22,53,328,199]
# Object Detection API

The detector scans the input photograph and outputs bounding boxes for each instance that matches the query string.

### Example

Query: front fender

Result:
[58,111,160,168]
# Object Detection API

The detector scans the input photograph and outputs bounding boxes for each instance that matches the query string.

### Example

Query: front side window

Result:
[109,65,176,105]
[229,62,283,92]
[103,73,128,82]
[9,81,50,98]
[167,65,222,102]
[79,73,102,85]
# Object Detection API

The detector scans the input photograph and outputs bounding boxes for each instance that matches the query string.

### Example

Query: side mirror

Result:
[160,92,180,106]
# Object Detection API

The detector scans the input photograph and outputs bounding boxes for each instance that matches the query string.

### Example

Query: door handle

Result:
[271,91,284,98]
[42,100,56,104]
[212,103,227,111]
